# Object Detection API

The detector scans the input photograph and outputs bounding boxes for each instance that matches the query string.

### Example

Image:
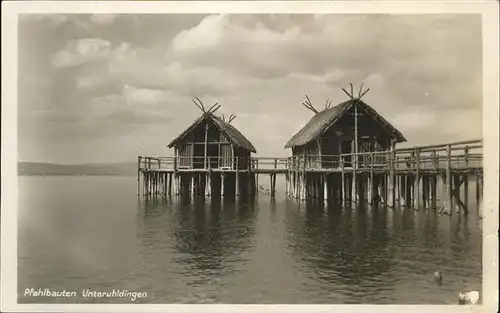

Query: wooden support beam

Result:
[137,156,141,196]
[341,159,346,206]
[204,123,208,169]
[431,176,437,209]
[414,149,420,208]
[388,141,396,207]
[352,102,359,202]
[221,173,225,197]
[464,175,469,213]
[451,175,468,214]
[445,144,453,214]
[421,176,427,209]
[285,172,289,196]
[323,174,328,203]
[235,158,240,197]
[168,173,173,196]
[397,175,402,206]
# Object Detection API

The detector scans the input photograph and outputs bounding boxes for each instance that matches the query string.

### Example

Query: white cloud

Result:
[18,14,483,162]
[123,85,167,105]
[52,38,112,68]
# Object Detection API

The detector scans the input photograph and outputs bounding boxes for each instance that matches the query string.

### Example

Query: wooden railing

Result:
[138,139,482,172]
[250,157,289,171]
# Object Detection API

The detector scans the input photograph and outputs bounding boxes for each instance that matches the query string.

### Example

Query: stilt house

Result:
[167,99,257,170]
[285,85,406,169]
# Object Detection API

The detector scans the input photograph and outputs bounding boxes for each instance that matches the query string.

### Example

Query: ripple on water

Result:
[17,177,482,304]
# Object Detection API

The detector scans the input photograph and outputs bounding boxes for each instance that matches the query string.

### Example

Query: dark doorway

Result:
[341,141,352,167]
[207,144,219,169]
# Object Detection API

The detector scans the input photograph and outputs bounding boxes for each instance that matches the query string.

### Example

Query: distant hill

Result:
[18,162,138,176]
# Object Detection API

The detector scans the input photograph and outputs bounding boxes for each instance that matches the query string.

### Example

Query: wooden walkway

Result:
[138,139,483,215]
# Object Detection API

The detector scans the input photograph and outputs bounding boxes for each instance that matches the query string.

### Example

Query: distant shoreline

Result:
[17,162,137,177]
[18,173,135,177]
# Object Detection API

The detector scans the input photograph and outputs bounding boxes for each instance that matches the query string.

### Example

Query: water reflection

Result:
[139,196,258,283]
[283,201,482,302]
[18,177,482,304]
[285,202,394,291]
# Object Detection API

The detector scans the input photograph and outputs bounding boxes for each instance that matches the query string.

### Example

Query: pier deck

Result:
[138,139,483,215]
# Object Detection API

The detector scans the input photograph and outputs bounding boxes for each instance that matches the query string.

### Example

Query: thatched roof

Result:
[167,113,257,153]
[285,99,406,148]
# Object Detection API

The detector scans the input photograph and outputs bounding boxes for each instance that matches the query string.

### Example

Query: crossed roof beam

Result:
[192,97,236,124]
[302,82,370,114]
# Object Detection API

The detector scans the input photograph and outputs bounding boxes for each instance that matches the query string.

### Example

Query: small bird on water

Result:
[433,271,442,285]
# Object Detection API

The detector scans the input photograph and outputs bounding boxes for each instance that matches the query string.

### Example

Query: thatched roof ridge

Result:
[167,113,257,153]
[285,99,406,148]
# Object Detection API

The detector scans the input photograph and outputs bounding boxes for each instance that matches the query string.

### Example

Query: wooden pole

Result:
[190,174,195,199]
[137,156,141,196]
[431,176,437,209]
[352,103,358,202]
[397,175,401,206]
[285,172,289,196]
[168,173,172,196]
[464,147,469,212]
[388,143,396,207]
[341,158,346,206]
[476,173,482,215]
[221,172,225,198]
[273,174,277,197]
[414,149,420,208]
[323,174,328,203]
[204,122,208,169]
[235,158,240,197]
[205,172,211,196]
[445,144,452,214]
[453,175,461,214]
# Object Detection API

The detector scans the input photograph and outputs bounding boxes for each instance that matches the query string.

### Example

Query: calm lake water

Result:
[18,176,482,304]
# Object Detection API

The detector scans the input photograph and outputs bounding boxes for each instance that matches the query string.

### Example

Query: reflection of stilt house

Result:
[167,99,257,170]
[285,88,406,168]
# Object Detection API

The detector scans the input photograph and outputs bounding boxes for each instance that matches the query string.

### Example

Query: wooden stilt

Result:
[301,173,306,200]
[400,175,406,207]
[167,173,172,196]
[273,174,277,197]
[445,144,452,214]
[431,176,436,209]
[422,176,428,209]
[352,173,357,203]
[191,174,195,199]
[221,173,225,197]
[137,157,141,196]
[464,175,469,212]
[235,172,240,197]
[397,175,402,206]
[285,172,289,196]
[388,142,396,207]
[341,160,346,206]
[453,175,460,213]
[323,174,328,203]
[475,174,481,213]
[205,172,211,196]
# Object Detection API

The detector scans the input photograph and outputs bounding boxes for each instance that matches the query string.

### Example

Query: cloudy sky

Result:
[18,14,482,164]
